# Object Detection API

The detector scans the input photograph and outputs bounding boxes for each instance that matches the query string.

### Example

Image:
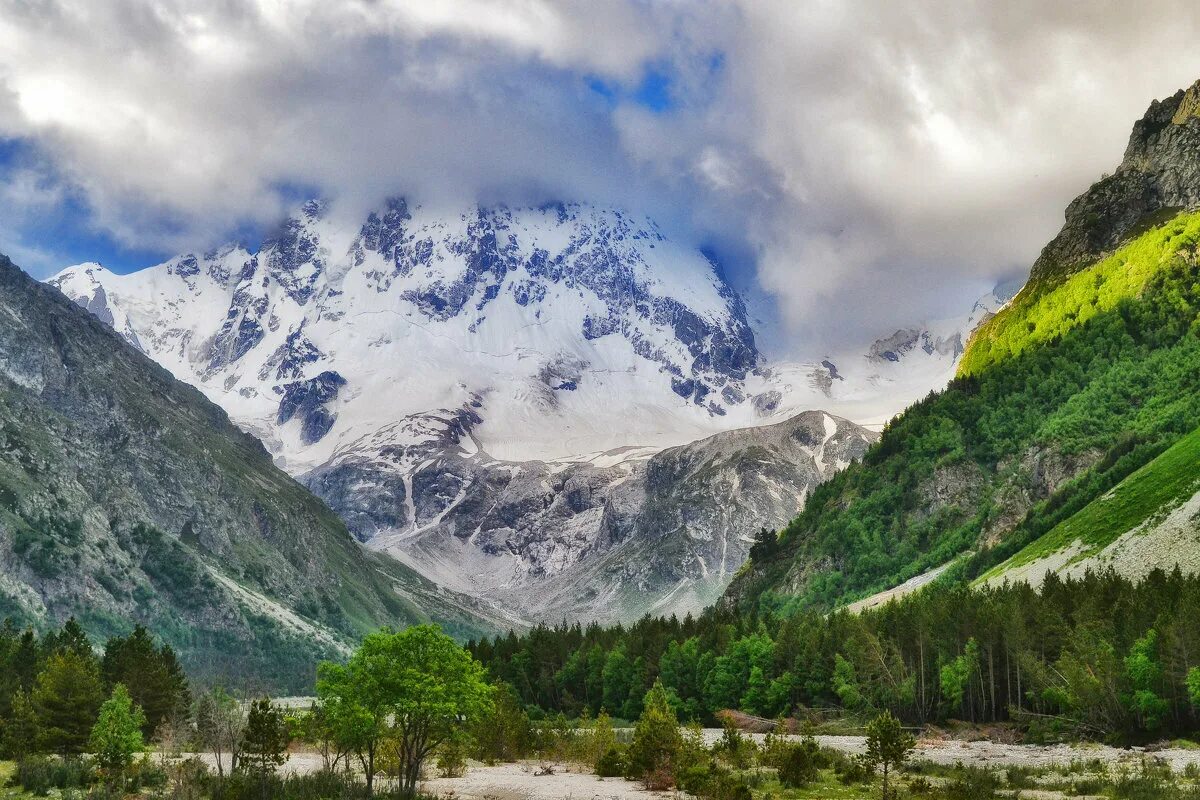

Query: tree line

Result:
[471,567,1200,742]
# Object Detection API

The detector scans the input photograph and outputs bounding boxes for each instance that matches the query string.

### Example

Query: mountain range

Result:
[47,202,1001,623]
[0,252,509,692]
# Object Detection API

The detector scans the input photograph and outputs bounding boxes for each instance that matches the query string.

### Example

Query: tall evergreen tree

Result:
[33,649,104,755]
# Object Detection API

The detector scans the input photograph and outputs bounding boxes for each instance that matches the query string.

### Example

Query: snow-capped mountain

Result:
[52,200,762,469]
[48,198,1012,623]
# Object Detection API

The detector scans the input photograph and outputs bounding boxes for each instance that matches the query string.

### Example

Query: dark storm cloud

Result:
[1,1,1199,350]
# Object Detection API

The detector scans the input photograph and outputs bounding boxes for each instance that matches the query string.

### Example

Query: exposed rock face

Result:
[316,409,876,623]
[0,252,501,690]
[1029,78,1200,285]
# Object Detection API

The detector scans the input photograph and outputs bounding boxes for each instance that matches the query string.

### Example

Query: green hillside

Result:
[960,211,1200,377]
[0,255,501,692]
[983,422,1200,579]
[725,216,1200,612]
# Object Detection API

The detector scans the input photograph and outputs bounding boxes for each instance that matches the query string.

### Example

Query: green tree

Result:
[33,649,104,755]
[832,653,865,711]
[238,698,289,787]
[740,666,770,716]
[472,682,531,763]
[1186,666,1200,709]
[101,625,190,737]
[626,679,681,788]
[939,639,979,718]
[1124,629,1169,731]
[587,708,617,770]
[318,625,492,797]
[90,684,147,782]
[864,711,914,800]
[2,689,40,760]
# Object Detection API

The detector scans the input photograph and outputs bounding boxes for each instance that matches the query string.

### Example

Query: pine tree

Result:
[2,689,40,760]
[238,698,289,785]
[33,649,104,755]
[864,711,914,800]
[101,625,191,737]
[626,679,681,789]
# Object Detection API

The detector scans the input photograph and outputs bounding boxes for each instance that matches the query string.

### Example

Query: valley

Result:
[5,6,1200,799]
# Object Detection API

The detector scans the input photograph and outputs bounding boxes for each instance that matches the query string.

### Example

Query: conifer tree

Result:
[626,679,681,788]
[2,689,40,760]
[864,711,914,800]
[33,649,103,755]
[238,698,289,778]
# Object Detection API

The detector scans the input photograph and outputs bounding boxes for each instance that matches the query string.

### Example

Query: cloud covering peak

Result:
[2,0,1200,350]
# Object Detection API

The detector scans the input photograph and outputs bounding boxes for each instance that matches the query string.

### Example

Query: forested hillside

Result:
[725,79,1200,612]
[471,78,1200,747]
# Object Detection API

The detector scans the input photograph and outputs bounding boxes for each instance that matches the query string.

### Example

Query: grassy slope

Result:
[961,211,1200,377]
[984,423,1200,577]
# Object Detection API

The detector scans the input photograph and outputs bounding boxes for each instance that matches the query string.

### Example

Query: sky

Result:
[2,1,1200,353]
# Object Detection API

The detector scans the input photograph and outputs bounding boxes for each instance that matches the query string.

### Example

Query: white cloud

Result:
[1,0,1200,349]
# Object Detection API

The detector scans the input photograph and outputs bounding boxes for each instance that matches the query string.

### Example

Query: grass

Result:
[0,761,33,800]
[753,770,874,799]
[983,423,1200,578]
[960,210,1200,377]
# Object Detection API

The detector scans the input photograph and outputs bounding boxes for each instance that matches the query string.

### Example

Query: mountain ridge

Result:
[0,250,504,690]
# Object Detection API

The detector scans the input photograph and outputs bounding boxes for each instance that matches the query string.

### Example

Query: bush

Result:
[776,737,825,788]
[206,770,438,800]
[16,756,94,795]
[1112,761,1173,800]
[906,775,934,795]
[832,753,872,785]
[436,736,467,778]
[677,762,754,800]
[125,758,168,792]
[596,746,627,778]
[943,764,1001,800]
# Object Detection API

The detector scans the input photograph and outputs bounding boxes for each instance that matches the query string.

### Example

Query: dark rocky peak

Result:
[1028,77,1200,286]
[277,370,347,445]
[258,202,327,304]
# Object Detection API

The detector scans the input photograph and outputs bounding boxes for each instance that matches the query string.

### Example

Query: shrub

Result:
[907,775,934,795]
[833,754,872,785]
[777,737,825,788]
[16,756,94,795]
[436,736,467,778]
[596,746,627,778]
[1112,761,1173,800]
[943,764,1001,800]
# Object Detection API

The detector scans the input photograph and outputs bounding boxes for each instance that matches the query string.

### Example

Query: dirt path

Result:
[421,762,679,800]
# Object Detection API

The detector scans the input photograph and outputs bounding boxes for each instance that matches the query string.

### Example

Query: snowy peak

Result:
[50,199,762,467]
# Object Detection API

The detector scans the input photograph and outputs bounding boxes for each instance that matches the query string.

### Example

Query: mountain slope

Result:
[726,77,1200,612]
[982,423,1200,587]
[0,252,503,691]
[351,409,875,623]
